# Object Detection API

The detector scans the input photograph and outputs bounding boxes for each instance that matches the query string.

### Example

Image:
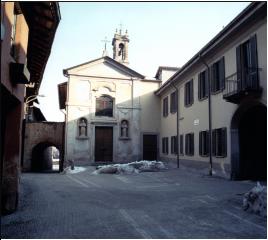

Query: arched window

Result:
[96,95,113,117]
[78,118,87,137]
[118,43,125,59]
[120,120,129,138]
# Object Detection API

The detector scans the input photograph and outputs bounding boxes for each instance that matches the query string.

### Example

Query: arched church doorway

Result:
[31,142,61,172]
[231,103,266,180]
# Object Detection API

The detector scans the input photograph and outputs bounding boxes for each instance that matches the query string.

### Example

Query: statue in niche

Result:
[79,118,87,137]
[121,120,128,138]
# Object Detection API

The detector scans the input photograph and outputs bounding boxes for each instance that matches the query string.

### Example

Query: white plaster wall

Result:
[161,70,178,84]
[65,61,161,164]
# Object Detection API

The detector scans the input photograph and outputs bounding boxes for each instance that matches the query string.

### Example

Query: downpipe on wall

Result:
[199,54,213,176]
[171,83,180,168]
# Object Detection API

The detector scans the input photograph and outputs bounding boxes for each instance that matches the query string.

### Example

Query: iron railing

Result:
[223,68,261,99]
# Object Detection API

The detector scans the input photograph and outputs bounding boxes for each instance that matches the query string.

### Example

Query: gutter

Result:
[199,54,213,176]
[171,82,180,168]
[155,2,264,96]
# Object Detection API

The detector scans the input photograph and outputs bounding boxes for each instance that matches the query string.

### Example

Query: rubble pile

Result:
[62,166,87,174]
[243,182,267,217]
[93,160,166,175]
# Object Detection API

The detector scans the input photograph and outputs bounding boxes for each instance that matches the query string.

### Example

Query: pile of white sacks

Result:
[93,160,166,175]
[243,182,267,217]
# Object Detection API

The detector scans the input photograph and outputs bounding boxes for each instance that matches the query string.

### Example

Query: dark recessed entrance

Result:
[231,103,266,180]
[239,105,266,180]
[143,134,157,160]
[32,142,60,172]
[95,127,113,162]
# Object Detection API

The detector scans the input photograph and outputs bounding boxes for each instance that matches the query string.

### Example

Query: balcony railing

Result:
[223,68,262,104]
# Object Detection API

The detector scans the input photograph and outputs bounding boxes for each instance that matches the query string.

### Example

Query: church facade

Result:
[62,31,162,165]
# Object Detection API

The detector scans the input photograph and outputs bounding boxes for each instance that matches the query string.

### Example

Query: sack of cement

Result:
[243,182,267,217]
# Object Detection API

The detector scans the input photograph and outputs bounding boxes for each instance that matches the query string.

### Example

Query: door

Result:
[143,134,157,160]
[239,105,266,180]
[95,127,113,162]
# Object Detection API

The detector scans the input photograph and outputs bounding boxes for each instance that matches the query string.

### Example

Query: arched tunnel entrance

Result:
[231,102,267,180]
[31,142,62,173]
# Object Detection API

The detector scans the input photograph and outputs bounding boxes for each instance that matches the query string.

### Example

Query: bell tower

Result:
[112,28,129,65]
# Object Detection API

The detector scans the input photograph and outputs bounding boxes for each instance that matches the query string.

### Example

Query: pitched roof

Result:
[155,66,180,79]
[63,56,145,79]
[155,2,266,96]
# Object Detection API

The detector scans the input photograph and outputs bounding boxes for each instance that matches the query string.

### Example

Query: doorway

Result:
[231,103,266,180]
[143,134,158,160]
[31,143,60,172]
[95,127,113,162]
[239,105,266,180]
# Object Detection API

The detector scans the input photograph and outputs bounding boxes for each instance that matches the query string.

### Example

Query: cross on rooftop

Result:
[119,22,123,34]
[101,36,110,50]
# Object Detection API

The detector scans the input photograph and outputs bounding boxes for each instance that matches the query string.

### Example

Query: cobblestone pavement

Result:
[1,166,267,239]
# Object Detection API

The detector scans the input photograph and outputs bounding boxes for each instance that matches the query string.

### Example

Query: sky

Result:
[39,1,250,122]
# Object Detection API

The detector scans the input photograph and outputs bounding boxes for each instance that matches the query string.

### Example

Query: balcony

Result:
[223,68,262,104]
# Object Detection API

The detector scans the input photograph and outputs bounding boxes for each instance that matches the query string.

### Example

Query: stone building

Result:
[60,2,266,180]
[1,2,60,214]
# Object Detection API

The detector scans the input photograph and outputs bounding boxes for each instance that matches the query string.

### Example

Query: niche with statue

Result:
[119,120,130,140]
[77,118,88,139]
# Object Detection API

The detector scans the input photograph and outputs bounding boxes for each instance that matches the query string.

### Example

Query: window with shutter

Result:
[180,135,184,155]
[185,79,194,106]
[166,137,169,155]
[212,129,216,156]
[211,57,225,93]
[170,91,177,113]
[219,57,225,90]
[190,80,194,105]
[171,136,177,154]
[198,70,208,100]
[190,133,194,155]
[162,137,169,155]
[163,97,169,117]
[212,128,227,157]
[199,130,209,156]
[236,35,258,91]
[185,133,194,155]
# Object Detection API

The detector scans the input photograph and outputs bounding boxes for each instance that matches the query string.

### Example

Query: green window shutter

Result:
[205,69,209,97]
[211,65,215,92]
[190,133,194,155]
[167,137,169,155]
[249,34,258,87]
[236,45,242,90]
[212,129,216,156]
[190,80,194,104]
[170,94,172,113]
[222,128,227,157]
[199,131,202,155]
[219,57,225,90]
[206,130,210,155]
[185,135,188,155]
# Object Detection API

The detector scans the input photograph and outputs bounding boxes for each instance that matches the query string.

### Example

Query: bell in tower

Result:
[112,28,129,65]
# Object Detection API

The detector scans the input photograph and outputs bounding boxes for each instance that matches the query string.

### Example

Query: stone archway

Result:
[231,101,267,180]
[31,142,61,172]
[23,122,65,172]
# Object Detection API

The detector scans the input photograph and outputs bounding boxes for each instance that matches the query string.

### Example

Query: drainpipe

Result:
[171,82,180,168]
[199,54,213,176]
